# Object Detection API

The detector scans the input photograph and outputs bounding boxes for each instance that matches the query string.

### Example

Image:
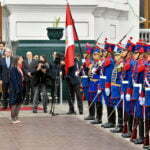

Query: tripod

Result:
[49,70,60,116]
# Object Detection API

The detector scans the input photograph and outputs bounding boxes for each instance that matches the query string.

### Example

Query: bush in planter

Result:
[46,17,64,40]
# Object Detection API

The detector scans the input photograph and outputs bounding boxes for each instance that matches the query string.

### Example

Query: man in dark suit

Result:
[0,48,13,109]
[23,51,36,105]
[63,58,83,115]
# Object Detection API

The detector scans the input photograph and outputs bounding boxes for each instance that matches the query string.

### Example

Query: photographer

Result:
[32,56,50,113]
[48,53,62,114]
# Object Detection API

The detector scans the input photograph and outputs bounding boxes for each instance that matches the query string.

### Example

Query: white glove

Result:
[139,84,142,94]
[97,89,102,94]
[75,71,79,76]
[60,71,62,76]
[139,97,145,106]
[117,63,123,69]
[143,97,145,105]
[105,88,110,96]
[121,94,124,100]
[92,68,96,74]
[126,94,131,101]
[82,59,86,63]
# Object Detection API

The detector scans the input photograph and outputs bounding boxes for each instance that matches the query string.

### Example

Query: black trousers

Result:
[25,78,34,103]
[88,101,103,121]
[107,106,116,124]
[124,113,133,133]
[145,119,150,137]
[118,107,123,127]
[139,118,144,139]
[132,117,144,139]
[2,82,9,108]
[108,106,123,126]
[67,83,83,113]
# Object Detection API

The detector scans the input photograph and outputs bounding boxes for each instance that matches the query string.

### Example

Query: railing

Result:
[140,29,150,43]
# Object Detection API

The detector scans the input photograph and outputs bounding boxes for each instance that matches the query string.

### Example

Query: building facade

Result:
[1,0,139,44]
[140,0,150,43]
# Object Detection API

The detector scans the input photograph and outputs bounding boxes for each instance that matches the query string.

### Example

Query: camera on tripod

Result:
[41,64,47,69]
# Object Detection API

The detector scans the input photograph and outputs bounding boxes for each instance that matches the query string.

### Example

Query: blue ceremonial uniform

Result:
[130,41,146,142]
[85,49,103,123]
[111,63,122,105]
[143,60,150,147]
[131,58,145,118]
[80,59,90,101]
[109,59,124,130]
[144,61,150,107]
[121,58,135,135]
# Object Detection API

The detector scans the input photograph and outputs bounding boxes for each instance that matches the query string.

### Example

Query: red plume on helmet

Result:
[135,39,146,53]
[125,37,135,52]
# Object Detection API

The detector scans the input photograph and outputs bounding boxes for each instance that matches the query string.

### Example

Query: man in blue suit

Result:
[0,48,13,109]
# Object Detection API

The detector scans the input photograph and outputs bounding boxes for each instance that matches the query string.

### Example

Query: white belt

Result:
[122,81,129,84]
[133,83,142,88]
[81,76,88,78]
[145,87,150,91]
[100,76,106,79]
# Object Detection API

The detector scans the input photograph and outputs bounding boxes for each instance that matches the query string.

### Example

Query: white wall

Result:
[6,5,95,41]
[2,0,139,43]
[94,0,139,44]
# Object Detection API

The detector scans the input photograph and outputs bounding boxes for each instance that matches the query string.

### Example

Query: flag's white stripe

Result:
[65,25,74,49]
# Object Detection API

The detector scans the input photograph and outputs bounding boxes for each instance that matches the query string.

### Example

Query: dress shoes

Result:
[143,145,149,149]
[79,112,83,115]
[33,109,37,113]
[111,127,123,133]
[91,119,102,125]
[101,122,115,128]
[134,138,144,144]
[66,111,76,115]
[122,132,131,138]
[44,108,47,113]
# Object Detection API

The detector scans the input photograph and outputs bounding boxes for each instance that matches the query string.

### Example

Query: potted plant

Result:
[46,17,64,40]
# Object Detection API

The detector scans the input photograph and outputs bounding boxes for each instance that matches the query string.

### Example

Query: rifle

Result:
[119,25,135,43]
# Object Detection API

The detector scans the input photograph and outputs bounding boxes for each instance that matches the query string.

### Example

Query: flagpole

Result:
[73,23,83,59]
[66,0,69,5]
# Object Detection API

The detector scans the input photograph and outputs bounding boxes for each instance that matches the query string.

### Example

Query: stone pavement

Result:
[0,102,143,150]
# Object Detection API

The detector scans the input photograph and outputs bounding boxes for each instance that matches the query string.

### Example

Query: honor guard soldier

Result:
[80,43,92,101]
[130,41,146,144]
[101,40,116,128]
[110,50,124,133]
[143,46,150,149]
[90,48,104,124]
[84,49,101,121]
[121,38,135,138]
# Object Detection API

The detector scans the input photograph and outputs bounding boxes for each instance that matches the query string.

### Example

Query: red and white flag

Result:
[65,4,77,74]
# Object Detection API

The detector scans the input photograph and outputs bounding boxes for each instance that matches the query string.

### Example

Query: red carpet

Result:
[0,106,43,111]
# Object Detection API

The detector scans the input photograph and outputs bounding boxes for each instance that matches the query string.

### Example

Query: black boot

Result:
[134,137,144,144]
[122,132,131,138]
[43,107,47,113]
[91,119,102,124]
[101,122,115,128]
[66,110,76,115]
[84,116,95,120]
[111,125,123,133]
[143,136,149,149]
[33,108,37,113]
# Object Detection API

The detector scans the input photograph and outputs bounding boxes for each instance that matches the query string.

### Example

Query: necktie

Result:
[6,57,10,68]
[28,59,31,65]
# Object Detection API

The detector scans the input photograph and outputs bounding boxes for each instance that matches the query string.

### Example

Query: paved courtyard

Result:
[0,103,143,150]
